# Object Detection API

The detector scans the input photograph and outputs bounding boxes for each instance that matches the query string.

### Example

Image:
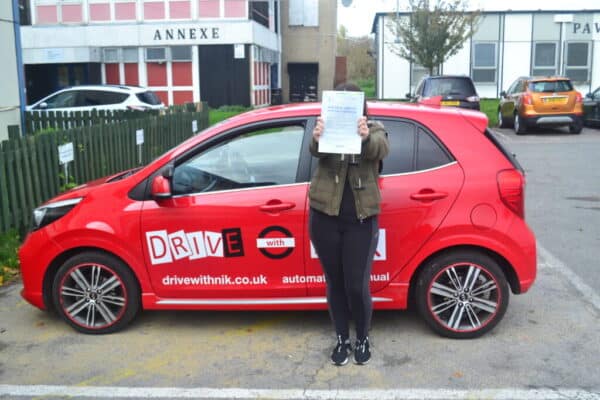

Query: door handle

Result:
[259,201,296,213]
[410,190,448,202]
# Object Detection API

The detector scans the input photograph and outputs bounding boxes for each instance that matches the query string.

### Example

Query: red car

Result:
[19,102,536,338]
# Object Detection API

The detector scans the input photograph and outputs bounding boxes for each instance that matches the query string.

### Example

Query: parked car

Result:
[19,102,537,339]
[409,75,480,110]
[583,86,600,127]
[498,76,583,134]
[26,85,165,113]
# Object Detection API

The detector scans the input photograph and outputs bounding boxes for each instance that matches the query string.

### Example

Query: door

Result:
[140,122,310,299]
[305,119,464,296]
[288,63,318,102]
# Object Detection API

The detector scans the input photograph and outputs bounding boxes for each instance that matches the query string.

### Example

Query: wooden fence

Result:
[0,104,209,234]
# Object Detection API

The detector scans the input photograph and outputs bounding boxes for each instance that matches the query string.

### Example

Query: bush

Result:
[0,229,20,286]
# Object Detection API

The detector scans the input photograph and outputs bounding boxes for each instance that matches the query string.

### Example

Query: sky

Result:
[337,0,599,37]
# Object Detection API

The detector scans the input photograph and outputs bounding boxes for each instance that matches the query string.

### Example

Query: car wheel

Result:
[497,109,506,128]
[569,119,583,134]
[415,250,509,339]
[514,114,526,135]
[52,251,140,334]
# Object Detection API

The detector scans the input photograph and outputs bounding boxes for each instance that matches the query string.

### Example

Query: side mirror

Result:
[151,175,172,200]
[406,93,413,100]
[500,91,507,98]
[586,93,593,99]
[38,102,48,110]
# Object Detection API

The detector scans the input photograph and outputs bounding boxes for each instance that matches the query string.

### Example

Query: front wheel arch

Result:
[43,247,141,314]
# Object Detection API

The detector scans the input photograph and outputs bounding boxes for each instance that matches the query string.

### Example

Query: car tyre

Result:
[415,250,509,339]
[569,119,583,134]
[52,251,140,334]
[514,113,526,135]
[497,109,507,128]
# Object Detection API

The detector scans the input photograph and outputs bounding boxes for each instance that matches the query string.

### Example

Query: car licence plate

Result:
[441,100,460,106]
[543,97,568,104]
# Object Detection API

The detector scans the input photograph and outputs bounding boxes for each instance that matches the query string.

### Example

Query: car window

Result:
[376,120,415,174]
[41,91,78,109]
[136,91,162,105]
[593,88,600,100]
[80,90,129,106]
[375,119,453,175]
[506,80,518,95]
[416,128,453,170]
[172,125,305,195]
[529,80,573,93]
[423,78,476,97]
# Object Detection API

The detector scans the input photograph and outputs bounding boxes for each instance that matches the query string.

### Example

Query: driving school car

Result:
[19,101,536,338]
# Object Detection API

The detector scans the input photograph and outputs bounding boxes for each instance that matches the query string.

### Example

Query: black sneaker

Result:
[354,337,371,365]
[331,335,352,366]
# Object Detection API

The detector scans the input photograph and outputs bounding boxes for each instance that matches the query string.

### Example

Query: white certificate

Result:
[318,90,364,154]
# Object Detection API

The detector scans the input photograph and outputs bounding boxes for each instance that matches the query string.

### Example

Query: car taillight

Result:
[466,96,480,102]
[522,94,532,106]
[575,92,583,104]
[497,169,525,219]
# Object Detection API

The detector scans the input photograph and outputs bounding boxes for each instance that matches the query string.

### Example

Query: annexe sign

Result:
[140,23,252,45]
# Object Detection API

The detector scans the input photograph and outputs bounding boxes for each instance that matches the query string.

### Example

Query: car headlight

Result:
[31,197,83,231]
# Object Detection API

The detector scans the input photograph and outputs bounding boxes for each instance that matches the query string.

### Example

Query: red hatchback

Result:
[19,102,536,338]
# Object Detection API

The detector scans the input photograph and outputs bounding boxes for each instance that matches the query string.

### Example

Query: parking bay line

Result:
[538,241,600,313]
[1,385,599,399]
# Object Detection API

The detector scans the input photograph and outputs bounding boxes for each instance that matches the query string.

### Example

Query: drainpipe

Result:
[12,0,26,136]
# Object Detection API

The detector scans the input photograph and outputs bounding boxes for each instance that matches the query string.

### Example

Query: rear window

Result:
[529,80,573,93]
[136,91,162,105]
[423,78,476,97]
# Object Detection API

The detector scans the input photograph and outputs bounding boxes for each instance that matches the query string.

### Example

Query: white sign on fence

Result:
[58,142,74,165]
[192,120,198,133]
[136,129,144,145]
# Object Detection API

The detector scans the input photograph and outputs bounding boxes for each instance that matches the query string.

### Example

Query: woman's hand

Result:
[358,116,369,141]
[313,116,324,142]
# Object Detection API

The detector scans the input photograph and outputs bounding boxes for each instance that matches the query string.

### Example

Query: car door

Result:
[583,88,600,125]
[33,89,79,112]
[500,80,519,120]
[305,118,464,296]
[140,120,311,300]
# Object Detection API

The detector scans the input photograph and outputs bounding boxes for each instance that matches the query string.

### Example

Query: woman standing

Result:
[309,83,389,366]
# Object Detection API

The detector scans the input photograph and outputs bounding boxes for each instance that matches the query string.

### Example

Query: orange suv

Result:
[498,76,583,134]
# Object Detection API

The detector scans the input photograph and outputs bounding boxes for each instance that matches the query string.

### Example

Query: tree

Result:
[337,26,375,81]
[387,0,480,75]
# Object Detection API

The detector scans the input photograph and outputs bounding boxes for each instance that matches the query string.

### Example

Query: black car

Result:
[583,87,600,127]
[410,75,480,110]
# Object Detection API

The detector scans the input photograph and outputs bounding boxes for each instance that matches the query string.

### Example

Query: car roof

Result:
[524,76,571,82]
[59,85,148,93]
[424,75,473,80]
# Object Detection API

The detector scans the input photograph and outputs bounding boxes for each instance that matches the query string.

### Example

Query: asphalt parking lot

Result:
[1,126,599,400]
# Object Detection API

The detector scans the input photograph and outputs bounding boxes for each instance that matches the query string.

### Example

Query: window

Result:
[103,48,119,63]
[472,42,497,83]
[416,128,452,171]
[528,80,573,93]
[532,42,558,76]
[136,91,162,105]
[146,47,167,61]
[565,42,590,83]
[377,119,453,175]
[288,0,318,27]
[171,46,192,61]
[122,48,139,63]
[80,90,128,106]
[40,91,78,109]
[172,125,305,195]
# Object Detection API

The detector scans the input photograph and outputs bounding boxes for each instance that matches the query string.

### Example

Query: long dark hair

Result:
[334,82,368,116]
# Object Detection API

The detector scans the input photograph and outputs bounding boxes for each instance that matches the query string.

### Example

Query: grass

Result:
[480,98,500,127]
[209,105,250,126]
[0,230,20,286]
[356,78,376,99]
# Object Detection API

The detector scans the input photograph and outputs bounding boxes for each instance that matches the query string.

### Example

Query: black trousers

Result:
[309,209,379,340]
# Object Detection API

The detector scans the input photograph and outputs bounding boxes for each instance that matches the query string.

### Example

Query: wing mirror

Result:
[586,93,593,99]
[500,91,507,98]
[38,102,48,110]
[151,164,174,200]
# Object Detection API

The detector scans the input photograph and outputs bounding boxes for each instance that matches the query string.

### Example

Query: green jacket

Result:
[308,121,389,219]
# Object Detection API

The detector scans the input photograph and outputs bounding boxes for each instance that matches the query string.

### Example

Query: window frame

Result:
[564,41,591,84]
[532,41,558,76]
[471,41,498,84]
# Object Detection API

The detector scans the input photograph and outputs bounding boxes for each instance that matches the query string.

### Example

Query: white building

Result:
[0,0,23,141]
[372,9,600,99]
